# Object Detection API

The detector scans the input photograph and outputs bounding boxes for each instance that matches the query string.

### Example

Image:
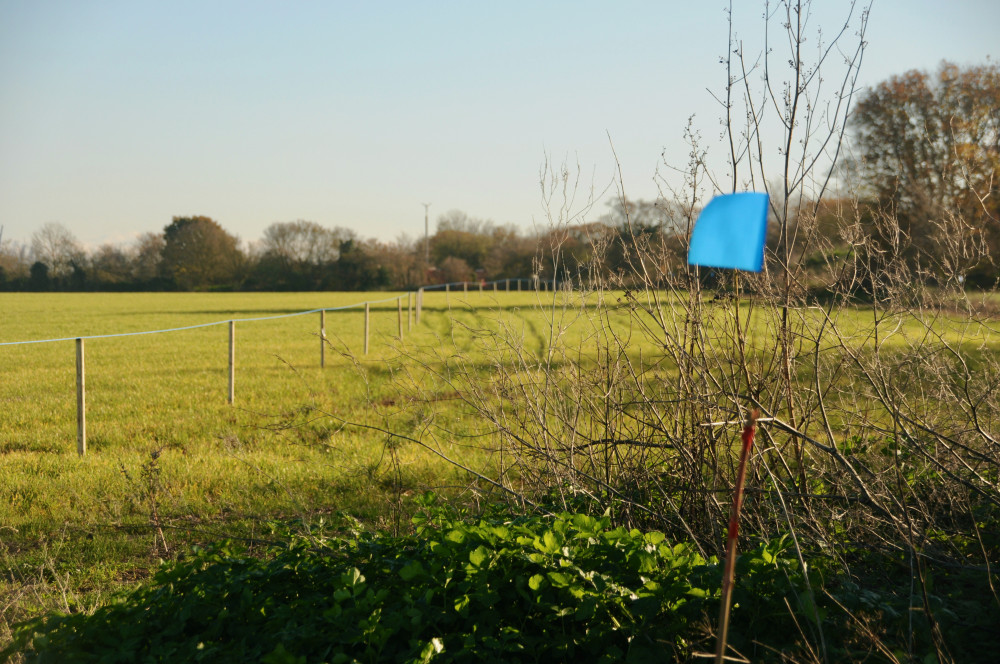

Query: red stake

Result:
[714,409,759,664]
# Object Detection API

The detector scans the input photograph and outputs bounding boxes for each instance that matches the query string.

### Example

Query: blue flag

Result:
[687,192,769,272]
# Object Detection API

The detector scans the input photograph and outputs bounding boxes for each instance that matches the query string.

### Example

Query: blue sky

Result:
[1,0,997,249]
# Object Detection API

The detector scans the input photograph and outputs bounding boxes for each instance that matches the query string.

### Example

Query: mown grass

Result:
[2,289,998,657]
[0,289,644,644]
[0,292,440,642]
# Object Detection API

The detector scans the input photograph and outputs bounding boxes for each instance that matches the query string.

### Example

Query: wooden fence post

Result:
[416,288,422,325]
[397,297,403,340]
[446,283,451,310]
[517,278,521,291]
[407,292,412,331]
[364,302,370,355]
[228,321,235,404]
[76,338,86,456]
[320,310,326,368]
[463,281,467,293]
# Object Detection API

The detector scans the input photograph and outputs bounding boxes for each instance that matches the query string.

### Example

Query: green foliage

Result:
[8,497,823,663]
[161,216,244,291]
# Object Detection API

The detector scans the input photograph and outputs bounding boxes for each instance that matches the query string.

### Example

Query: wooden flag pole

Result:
[715,409,759,664]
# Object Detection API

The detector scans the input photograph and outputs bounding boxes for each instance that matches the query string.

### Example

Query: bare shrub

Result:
[368,1,1000,659]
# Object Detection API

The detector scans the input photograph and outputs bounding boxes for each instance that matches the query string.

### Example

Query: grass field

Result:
[0,288,639,643]
[3,289,1000,658]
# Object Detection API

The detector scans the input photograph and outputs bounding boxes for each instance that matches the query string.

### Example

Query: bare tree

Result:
[0,234,31,282]
[852,60,1000,286]
[90,243,133,285]
[132,232,165,283]
[260,220,354,268]
[295,3,997,659]
[436,209,494,235]
[30,222,83,278]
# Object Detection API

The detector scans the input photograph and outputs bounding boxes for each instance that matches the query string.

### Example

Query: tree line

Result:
[0,202,672,293]
[2,60,996,293]
[0,212,564,292]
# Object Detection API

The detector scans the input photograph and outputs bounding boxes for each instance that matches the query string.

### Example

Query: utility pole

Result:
[421,203,431,266]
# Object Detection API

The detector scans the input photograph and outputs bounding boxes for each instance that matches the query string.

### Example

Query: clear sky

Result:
[1,0,997,249]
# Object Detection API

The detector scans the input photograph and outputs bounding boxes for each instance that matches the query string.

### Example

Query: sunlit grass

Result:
[4,290,995,462]
[2,288,998,650]
[0,289,618,528]
[0,291,500,640]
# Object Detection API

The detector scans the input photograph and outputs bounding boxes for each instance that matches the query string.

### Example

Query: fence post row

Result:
[76,338,86,456]
[228,321,235,404]
[52,280,539,455]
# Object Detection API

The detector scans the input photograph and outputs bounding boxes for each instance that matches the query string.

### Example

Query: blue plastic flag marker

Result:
[687,192,769,272]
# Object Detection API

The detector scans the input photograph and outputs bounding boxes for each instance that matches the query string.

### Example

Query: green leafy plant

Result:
[7,496,823,663]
